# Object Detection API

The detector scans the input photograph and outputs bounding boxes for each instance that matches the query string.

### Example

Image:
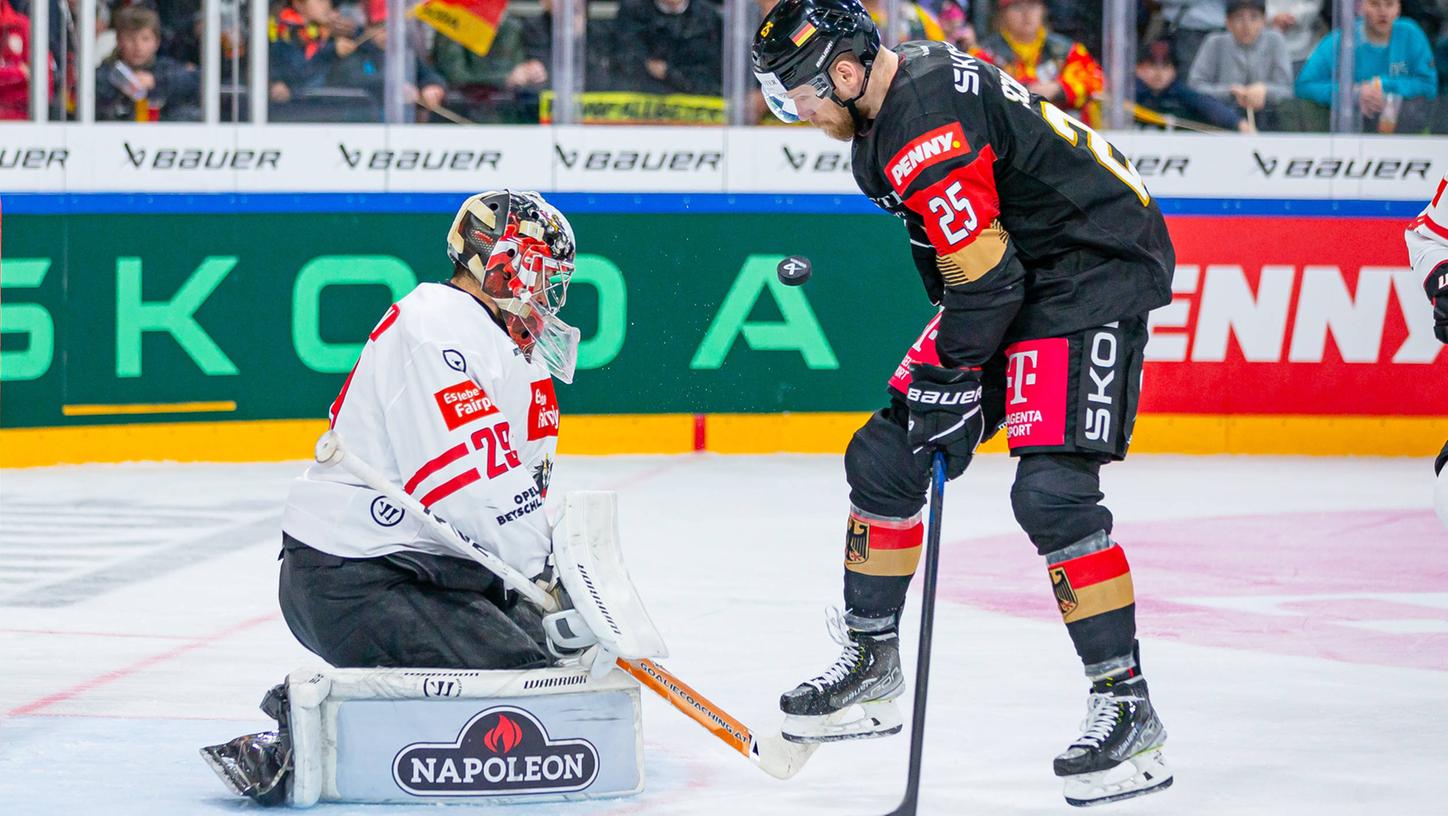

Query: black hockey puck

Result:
[776,255,813,286]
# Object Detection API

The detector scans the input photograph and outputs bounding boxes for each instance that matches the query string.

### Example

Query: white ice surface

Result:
[1,454,1445,815]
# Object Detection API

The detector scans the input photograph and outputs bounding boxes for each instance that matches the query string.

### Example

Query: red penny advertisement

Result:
[1144,216,1445,415]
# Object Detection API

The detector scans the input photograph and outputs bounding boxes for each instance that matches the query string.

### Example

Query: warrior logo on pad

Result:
[433,381,498,430]
[887,123,969,193]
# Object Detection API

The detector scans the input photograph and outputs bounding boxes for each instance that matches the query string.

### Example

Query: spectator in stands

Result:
[155,0,201,66]
[271,0,445,121]
[513,0,613,93]
[1047,0,1103,57]
[0,0,37,120]
[1157,0,1229,70]
[1136,36,1250,130]
[431,10,535,122]
[938,0,977,49]
[974,0,1104,125]
[862,0,947,41]
[96,5,199,121]
[612,0,723,95]
[1267,0,1324,72]
[270,0,355,108]
[1296,0,1437,132]
[1189,0,1294,129]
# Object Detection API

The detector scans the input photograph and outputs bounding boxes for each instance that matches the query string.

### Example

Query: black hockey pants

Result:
[278,534,550,670]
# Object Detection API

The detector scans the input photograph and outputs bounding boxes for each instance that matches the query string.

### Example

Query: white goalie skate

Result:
[779,609,905,743]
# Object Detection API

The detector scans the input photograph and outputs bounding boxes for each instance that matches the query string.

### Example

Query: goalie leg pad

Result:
[282,666,643,807]
[550,491,667,661]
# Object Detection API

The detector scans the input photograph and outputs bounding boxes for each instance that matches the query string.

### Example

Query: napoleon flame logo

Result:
[483,714,523,754]
[393,706,599,797]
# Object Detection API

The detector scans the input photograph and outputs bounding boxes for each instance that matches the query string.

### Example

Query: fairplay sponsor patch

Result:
[433,380,499,431]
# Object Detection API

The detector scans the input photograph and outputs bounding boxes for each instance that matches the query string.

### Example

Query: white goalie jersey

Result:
[282,282,560,579]
[1407,171,1448,280]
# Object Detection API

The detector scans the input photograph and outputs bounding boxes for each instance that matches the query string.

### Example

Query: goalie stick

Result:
[883,452,948,816]
[313,430,816,781]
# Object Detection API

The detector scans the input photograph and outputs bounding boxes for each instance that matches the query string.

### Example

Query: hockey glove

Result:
[905,363,985,480]
[1426,260,1448,344]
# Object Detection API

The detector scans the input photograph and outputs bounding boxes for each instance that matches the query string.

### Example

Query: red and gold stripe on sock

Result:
[843,510,923,577]
[1048,543,1134,624]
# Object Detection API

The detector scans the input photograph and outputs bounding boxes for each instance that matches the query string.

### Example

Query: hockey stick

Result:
[884,452,948,816]
[313,430,816,780]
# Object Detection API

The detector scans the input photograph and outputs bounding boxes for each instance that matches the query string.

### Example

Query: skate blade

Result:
[1063,748,1174,807]
[199,743,249,798]
[782,699,904,744]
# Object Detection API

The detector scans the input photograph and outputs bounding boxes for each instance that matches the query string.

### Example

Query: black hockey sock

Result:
[1045,531,1138,667]
[842,507,922,632]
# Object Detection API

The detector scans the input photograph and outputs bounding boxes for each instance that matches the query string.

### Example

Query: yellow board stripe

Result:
[2,412,1445,467]
[61,401,238,417]
[1061,572,1134,624]
[845,544,923,577]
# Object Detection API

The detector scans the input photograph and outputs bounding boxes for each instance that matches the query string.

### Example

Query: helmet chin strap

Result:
[828,60,874,134]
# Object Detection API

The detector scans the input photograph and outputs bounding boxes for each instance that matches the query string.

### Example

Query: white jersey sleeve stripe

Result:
[404,442,469,495]
[418,467,483,508]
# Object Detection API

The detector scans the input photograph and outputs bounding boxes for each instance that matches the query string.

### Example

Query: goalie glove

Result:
[533,557,599,660]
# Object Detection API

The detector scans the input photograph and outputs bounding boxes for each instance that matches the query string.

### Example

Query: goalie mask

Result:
[447,190,581,383]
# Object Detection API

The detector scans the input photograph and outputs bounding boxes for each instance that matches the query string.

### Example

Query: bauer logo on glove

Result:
[904,363,986,480]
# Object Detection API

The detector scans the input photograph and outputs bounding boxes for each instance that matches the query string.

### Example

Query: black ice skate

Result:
[1054,674,1173,807]
[200,730,291,806]
[780,608,904,743]
[200,684,292,806]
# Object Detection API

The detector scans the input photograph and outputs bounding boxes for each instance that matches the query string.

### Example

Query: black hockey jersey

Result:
[853,41,1175,367]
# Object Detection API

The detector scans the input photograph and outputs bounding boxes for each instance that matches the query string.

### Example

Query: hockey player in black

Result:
[753,0,1174,805]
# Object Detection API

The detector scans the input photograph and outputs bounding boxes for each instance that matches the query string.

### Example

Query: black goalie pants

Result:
[840,318,1148,670]
[278,534,550,670]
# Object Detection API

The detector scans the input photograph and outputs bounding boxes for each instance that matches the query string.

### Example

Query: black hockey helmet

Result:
[447,190,581,382]
[751,0,881,123]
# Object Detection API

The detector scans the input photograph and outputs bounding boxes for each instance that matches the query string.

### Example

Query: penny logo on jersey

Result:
[887,123,969,193]
[528,380,560,441]
[433,381,499,431]
[393,706,599,796]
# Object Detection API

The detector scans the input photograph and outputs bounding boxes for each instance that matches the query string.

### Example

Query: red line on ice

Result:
[4,612,279,718]
[0,628,195,640]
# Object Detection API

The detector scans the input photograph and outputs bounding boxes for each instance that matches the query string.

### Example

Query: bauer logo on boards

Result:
[433,381,499,431]
[393,706,600,796]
